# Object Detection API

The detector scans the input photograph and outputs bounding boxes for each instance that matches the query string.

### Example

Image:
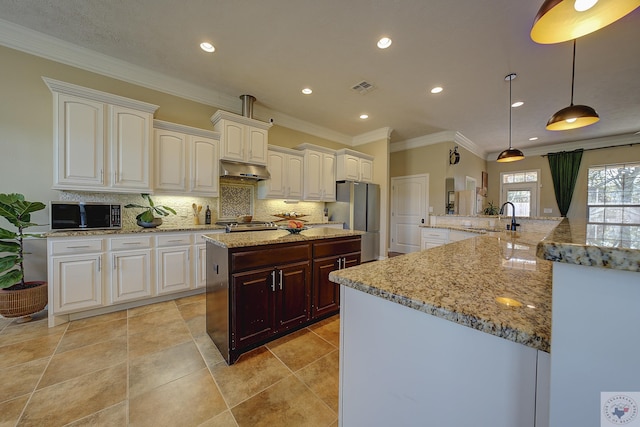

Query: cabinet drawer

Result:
[313,238,361,258]
[156,234,193,247]
[231,243,311,272]
[421,228,449,239]
[50,238,103,255]
[109,235,153,250]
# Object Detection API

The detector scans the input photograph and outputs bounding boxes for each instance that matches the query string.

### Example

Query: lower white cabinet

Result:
[420,227,477,250]
[49,238,104,314]
[108,235,153,303]
[194,243,207,289]
[156,233,193,295]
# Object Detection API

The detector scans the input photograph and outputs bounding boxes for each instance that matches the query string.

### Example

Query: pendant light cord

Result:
[570,39,576,107]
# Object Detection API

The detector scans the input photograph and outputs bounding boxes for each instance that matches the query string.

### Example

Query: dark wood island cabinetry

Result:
[204,229,362,364]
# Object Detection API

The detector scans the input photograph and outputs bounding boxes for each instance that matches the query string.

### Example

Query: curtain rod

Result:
[541,142,640,157]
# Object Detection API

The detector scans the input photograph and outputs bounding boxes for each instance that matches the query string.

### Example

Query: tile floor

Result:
[0,294,340,426]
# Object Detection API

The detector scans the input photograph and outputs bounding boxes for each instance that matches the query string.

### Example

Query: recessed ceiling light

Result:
[200,42,215,53]
[377,37,392,49]
[511,101,524,108]
[529,137,538,141]
[302,88,313,95]
[430,86,443,94]
[360,114,369,119]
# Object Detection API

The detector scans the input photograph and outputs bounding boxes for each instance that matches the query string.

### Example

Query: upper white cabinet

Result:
[336,148,374,183]
[257,146,304,200]
[297,143,336,202]
[210,110,271,165]
[44,78,158,193]
[153,120,220,197]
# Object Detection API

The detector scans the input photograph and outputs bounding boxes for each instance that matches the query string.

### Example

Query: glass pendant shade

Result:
[546,104,599,130]
[496,73,524,163]
[531,0,640,44]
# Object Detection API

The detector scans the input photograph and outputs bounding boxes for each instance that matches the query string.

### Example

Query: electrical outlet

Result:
[543,208,552,214]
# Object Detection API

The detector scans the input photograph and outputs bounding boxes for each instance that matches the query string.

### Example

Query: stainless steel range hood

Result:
[219,160,270,181]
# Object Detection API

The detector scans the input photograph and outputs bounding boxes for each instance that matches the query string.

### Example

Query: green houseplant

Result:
[0,193,48,319]
[483,200,500,216]
[125,193,176,228]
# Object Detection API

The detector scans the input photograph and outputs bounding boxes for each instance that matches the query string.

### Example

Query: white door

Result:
[390,174,429,253]
[501,183,538,217]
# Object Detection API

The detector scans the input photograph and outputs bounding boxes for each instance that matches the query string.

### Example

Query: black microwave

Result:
[50,201,122,231]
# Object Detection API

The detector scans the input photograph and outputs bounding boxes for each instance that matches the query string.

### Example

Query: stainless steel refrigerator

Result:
[326,181,380,262]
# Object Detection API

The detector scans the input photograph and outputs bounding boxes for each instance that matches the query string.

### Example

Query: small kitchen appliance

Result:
[50,201,121,231]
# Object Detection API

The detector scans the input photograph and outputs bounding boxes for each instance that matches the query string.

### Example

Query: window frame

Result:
[499,169,541,217]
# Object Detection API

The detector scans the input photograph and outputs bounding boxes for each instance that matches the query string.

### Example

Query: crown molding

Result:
[390,131,485,158]
[452,131,486,159]
[486,133,640,161]
[352,127,393,146]
[153,119,220,140]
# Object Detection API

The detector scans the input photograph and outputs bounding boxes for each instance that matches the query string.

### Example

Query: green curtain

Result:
[547,149,583,217]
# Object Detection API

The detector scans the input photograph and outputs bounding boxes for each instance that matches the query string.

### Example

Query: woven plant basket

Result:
[0,281,48,318]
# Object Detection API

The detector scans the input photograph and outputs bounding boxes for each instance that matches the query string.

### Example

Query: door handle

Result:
[271,270,276,292]
[278,270,283,290]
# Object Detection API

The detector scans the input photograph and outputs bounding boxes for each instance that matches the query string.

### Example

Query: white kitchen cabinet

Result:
[336,149,374,183]
[48,238,105,315]
[448,229,477,242]
[297,143,336,202]
[156,233,193,295]
[44,78,158,193]
[154,120,220,196]
[421,227,478,249]
[257,146,304,200]
[108,235,153,304]
[210,110,271,165]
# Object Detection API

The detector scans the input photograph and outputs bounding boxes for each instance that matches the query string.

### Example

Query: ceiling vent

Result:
[351,80,376,94]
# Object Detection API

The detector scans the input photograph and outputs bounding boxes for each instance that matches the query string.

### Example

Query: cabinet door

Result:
[286,154,304,199]
[52,254,103,314]
[263,150,286,198]
[232,267,276,350]
[360,158,374,183]
[275,261,311,331]
[342,155,360,181]
[54,94,105,189]
[246,126,268,164]
[154,129,187,191]
[321,153,337,201]
[190,135,219,196]
[111,249,152,303]
[194,244,207,289]
[110,105,152,192]
[156,246,191,295]
[220,121,245,162]
[312,256,341,319]
[303,150,323,201]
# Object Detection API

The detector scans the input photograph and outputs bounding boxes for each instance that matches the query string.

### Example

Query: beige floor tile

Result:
[210,346,290,408]
[128,319,192,359]
[56,318,127,354]
[0,358,48,403]
[129,340,205,398]
[127,300,176,318]
[308,315,340,348]
[38,335,127,389]
[66,401,127,426]
[267,329,336,372]
[0,318,66,347]
[296,350,340,412]
[0,332,62,369]
[0,395,29,427]
[127,305,183,336]
[66,310,127,331]
[198,410,238,426]
[177,300,205,321]
[193,333,225,369]
[129,368,227,427]
[231,375,336,427]
[18,362,126,426]
[185,314,206,335]
[175,293,205,306]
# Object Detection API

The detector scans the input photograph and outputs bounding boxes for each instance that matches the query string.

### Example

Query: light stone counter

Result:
[330,230,553,352]
[202,227,363,249]
[536,218,640,272]
[45,224,226,237]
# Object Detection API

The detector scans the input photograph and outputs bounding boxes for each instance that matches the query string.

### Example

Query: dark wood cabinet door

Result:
[231,267,275,350]
[343,253,360,269]
[275,261,311,331]
[312,255,341,319]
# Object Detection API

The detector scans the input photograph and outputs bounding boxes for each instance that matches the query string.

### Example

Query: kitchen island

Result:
[329,227,554,427]
[203,228,362,364]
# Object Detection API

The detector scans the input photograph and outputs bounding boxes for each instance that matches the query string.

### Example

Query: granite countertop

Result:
[202,228,363,249]
[45,224,227,237]
[330,230,553,352]
[536,218,640,272]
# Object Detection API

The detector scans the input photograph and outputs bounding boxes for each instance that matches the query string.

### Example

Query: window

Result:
[587,162,640,248]
[500,170,540,217]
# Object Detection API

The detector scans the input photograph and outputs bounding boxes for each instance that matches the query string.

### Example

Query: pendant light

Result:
[530,0,640,44]
[497,74,525,163]
[545,39,599,131]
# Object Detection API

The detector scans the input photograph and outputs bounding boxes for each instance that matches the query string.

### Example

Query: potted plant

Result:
[125,193,176,228]
[0,193,48,320]
[483,200,499,215]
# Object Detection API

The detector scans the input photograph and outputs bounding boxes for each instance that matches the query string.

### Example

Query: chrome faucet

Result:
[499,202,519,232]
